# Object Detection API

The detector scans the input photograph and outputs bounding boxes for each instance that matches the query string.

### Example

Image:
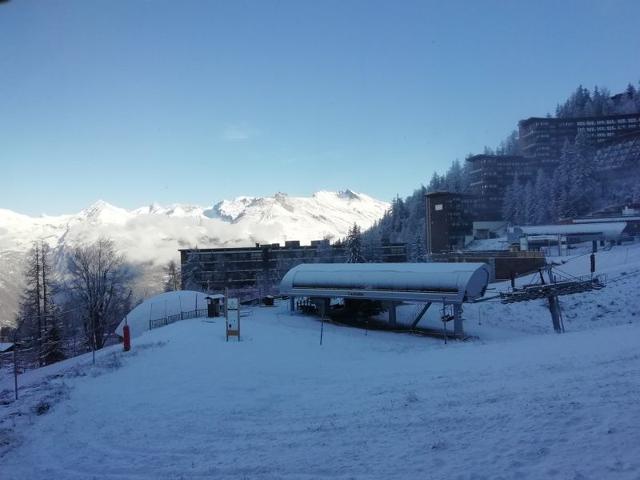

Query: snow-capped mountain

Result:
[0,190,389,325]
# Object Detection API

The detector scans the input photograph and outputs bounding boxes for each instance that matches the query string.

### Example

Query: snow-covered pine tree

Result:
[532,169,551,224]
[568,130,597,216]
[550,140,577,220]
[631,182,640,204]
[346,223,365,263]
[426,172,445,193]
[181,249,203,291]
[523,181,536,225]
[361,228,382,262]
[496,130,520,156]
[412,231,427,262]
[445,159,464,193]
[501,175,520,223]
[163,260,181,292]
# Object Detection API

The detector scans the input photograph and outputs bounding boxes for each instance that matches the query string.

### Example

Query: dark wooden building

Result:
[425,192,474,254]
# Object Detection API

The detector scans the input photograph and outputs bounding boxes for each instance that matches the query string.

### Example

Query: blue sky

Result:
[1,0,639,215]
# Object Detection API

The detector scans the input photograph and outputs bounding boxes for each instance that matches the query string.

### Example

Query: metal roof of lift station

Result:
[279,262,491,304]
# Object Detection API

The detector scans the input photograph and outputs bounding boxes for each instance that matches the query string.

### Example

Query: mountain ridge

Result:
[0,190,389,325]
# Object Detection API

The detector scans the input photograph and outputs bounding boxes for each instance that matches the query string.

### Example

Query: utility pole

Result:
[13,343,19,400]
[91,312,96,365]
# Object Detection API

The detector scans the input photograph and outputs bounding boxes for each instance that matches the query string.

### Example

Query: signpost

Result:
[226,297,240,341]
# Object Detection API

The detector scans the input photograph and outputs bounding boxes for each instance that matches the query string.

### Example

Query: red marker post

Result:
[123,317,131,352]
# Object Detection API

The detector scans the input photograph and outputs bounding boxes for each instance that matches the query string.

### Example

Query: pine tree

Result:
[346,223,365,263]
[39,242,64,365]
[522,181,536,225]
[18,243,43,367]
[550,140,577,220]
[17,241,64,367]
[163,260,181,292]
[631,182,640,204]
[181,249,203,291]
[496,130,520,156]
[502,175,520,223]
[531,169,551,224]
[41,319,65,366]
[426,172,444,193]
[362,229,382,262]
[569,130,597,216]
[445,159,464,192]
[412,231,427,262]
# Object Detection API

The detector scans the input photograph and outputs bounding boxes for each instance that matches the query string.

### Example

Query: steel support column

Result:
[388,302,397,325]
[453,304,463,337]
[411,302,432,329]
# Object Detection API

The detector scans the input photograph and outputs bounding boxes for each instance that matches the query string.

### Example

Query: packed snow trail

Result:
[2,306,640,479]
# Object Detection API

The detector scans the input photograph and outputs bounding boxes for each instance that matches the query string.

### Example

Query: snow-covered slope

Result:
[2,302,640,478]
[0,191,389,325]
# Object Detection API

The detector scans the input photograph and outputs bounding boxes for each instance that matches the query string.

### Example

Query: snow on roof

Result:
[573,217,640,223]
[115,290,213,339]
[205,294,225,300]
[0,342,14,352]
[279,262,491,303]
[518,222,627,237]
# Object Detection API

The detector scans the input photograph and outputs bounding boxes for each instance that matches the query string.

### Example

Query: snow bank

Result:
[114,290,211,338]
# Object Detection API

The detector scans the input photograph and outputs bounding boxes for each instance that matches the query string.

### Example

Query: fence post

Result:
[13,345,18,400]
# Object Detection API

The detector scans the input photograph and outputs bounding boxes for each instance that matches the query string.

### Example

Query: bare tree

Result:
[66,238,133,351]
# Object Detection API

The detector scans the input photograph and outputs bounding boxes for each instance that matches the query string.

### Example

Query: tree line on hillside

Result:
[555,84,640,118]
[499,130,625,225]
[5,239,185,370]
[364,81,640,247]
[362,159,473,261]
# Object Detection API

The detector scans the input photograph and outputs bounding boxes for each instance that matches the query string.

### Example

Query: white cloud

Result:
[221,125,257,142]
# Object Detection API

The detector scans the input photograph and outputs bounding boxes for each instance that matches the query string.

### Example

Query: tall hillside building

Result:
[519,113,640,165]
[425,192,474,253]
[466,154,538,221]
[466,112,640,221]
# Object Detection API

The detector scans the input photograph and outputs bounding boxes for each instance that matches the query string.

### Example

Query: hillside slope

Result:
[1,298,639,479]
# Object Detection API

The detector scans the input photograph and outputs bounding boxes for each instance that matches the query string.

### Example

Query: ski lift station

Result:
[510,222,629,248]
[279,262,491,337]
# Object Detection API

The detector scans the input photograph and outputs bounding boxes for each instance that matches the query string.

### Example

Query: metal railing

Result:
[149,308,209,330]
